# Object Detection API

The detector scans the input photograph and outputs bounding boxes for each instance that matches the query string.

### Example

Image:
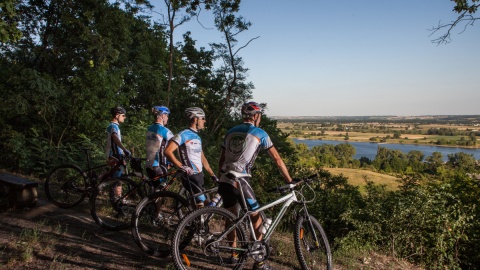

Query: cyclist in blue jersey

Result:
[145,106,174,188]
[106,106,131,177]
[106,106,132,202]
[165,107,218,208]
[218,101,293,270]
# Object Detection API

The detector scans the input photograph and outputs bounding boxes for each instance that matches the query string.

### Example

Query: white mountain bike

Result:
[171,171,333,270]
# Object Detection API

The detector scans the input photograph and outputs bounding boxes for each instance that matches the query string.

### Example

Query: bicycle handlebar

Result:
[266,174,318,193]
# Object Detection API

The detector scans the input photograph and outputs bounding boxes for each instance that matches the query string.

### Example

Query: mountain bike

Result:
[45,148,129,208]
[89,167,180,231]
[171,171,332,270]
[131,175,223,257]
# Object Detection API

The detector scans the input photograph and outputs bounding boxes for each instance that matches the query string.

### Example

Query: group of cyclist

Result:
[106,102,293,270]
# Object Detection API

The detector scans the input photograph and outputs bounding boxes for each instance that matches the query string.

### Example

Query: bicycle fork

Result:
[300,208,321,252]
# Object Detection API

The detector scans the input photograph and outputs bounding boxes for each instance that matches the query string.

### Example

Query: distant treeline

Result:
[275,115,480,125]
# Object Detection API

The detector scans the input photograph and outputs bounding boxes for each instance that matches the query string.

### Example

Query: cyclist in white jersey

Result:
[218,101,293,270]
[165,107,218,207]
[145,106,174,187]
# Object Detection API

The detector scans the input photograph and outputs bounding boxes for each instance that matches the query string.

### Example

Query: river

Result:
[292,139,480,161]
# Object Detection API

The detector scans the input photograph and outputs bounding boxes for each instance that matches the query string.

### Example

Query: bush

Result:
[339,176,474,269]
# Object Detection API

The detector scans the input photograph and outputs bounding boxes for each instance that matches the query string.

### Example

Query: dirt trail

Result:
[0,182,423,270]
[0,182,301,270]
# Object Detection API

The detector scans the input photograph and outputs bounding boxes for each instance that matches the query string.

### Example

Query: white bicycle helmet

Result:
[185,107,206,120]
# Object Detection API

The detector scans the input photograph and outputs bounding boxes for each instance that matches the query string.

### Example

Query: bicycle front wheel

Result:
[90,177,144,230]
[131,191,191,257]
[45,164,87,208]
[294,215,333,270]
[172,207,247,270]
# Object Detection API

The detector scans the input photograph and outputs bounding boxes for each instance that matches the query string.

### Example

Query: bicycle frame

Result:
[245,189,297,241]
[217,181,298,245]
[211,177,322,257]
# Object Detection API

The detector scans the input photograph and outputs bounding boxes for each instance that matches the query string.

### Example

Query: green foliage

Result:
[339,175,476,269]
[453,0,480,14]
[0,0,22,42]
[0,0,258,175]
[447,152,477,173]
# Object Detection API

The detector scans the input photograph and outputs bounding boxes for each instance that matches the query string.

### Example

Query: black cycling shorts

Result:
[182,172,206,202]
[147,165,168,189]
[218,178,259,210]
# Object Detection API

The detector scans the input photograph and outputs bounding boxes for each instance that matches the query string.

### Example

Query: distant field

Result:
[324,168,401,192]
[277,121,480,148]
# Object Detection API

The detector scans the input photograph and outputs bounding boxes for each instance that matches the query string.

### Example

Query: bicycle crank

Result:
[249,241,270,262]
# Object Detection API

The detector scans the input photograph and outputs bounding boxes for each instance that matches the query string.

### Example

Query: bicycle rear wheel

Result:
[131,191,191,257]
[90,177,144,230]
[172,207,248,270]
[294,215,333,270]
[45,164,87,208]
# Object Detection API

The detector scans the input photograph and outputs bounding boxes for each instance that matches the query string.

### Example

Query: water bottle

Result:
[259,217,272,235]
[208,193,222,207]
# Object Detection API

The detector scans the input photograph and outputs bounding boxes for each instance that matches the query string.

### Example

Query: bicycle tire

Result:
[294,214,333,270]
[45,164,88,208]
[90,177,144,230]
[172,207,248,270]
[131,190,191,257]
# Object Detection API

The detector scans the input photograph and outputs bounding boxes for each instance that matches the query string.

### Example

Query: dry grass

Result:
[324,168,401,191]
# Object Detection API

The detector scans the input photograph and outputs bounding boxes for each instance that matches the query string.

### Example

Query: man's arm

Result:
[111,133,129,153]
[201,152,215,177]
[165,142,183,168]
[267,146,292,183]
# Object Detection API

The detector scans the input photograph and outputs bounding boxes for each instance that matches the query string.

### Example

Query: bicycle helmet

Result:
[152,106,170,116]
[241,101,262,116]
[110,106,126,117]
[185,107,206,120]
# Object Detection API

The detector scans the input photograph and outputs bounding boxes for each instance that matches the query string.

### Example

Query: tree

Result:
[0,0,170,171]
[447,152,477,172]
[407,150,425,173]
[430,0,480,44]
[209,0,258,134]
[0,0,22,43]
[153,0,209,106]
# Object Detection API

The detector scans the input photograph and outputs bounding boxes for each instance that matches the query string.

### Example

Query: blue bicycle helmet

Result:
[152,106,170,116]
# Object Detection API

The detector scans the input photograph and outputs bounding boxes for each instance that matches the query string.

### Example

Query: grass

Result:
[324,168,401,192]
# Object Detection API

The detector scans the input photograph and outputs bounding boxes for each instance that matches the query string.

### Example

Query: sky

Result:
[149,1,480,117]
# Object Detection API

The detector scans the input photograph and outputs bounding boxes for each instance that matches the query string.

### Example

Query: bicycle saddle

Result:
[225,171,251,179]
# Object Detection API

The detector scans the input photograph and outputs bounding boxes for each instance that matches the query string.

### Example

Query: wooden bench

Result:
[0,173,38,209]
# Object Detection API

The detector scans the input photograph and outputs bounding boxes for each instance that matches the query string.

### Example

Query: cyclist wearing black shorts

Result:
[165,107,218,207]
[218,101,293,270]
[145,106,174,188]
[106,106,132,200]
[106,106,131,177]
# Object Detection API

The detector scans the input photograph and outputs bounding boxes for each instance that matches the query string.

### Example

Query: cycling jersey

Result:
[220,122,273,176]
[170,128,204,174]
[145,123,174,168]
[219,122,273,209]
[105,122,124,158]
